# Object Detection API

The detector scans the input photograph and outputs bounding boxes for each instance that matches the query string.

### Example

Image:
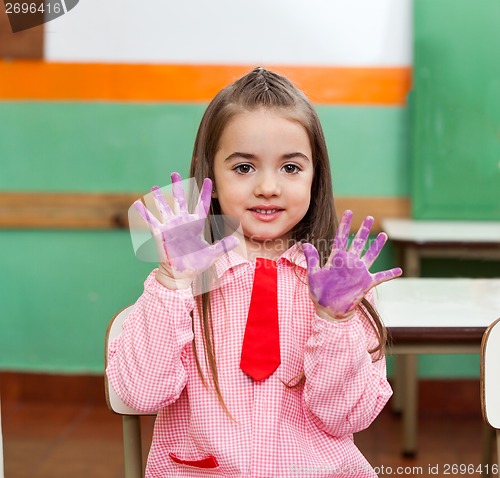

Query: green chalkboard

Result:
[412,0,500,219]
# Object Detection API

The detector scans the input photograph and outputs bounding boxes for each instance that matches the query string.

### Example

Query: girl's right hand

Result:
[133,172,239,290]
[303,210,402,320]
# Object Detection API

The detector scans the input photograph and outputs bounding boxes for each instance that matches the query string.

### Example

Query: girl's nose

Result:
[255,172,281,197]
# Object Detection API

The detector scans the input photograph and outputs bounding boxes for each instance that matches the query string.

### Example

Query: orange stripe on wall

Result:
[0,62,411,105]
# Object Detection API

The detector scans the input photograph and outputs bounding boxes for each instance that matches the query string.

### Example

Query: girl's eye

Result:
[234,164,254,174]
[282,164,301,174]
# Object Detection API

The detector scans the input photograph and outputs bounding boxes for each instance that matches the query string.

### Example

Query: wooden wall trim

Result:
[0,192,411,231]
[335,196,411,232]
[0,191,139,229]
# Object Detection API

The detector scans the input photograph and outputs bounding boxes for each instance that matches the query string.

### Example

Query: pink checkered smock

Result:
[106,244,392,477]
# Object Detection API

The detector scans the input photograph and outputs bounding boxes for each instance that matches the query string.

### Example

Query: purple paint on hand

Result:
[304,210,402,320]
[133,173,239,280]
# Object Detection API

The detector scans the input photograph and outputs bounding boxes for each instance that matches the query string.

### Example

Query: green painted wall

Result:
[318,106,410,197]
[0,230,152,372]
[0,102,409,195]
[412,0,500,219]
[0,103,205,192]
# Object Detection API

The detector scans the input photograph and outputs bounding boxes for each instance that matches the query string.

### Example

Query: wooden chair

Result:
[481,317,500,476]
[104,306,156,478]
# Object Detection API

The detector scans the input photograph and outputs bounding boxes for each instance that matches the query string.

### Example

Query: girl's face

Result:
[213,108,314,258]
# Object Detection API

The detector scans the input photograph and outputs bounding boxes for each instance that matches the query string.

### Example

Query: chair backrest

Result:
[105,305,156,478]
[105,305,153,416]
[481,317,500,428]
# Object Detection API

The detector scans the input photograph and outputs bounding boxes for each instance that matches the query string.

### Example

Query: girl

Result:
[107,67,402,477]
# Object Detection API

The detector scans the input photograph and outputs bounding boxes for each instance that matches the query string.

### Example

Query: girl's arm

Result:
[301,210,401,436]
[106,271,195,413]
[107,173,238,412]
[302,298,392,437]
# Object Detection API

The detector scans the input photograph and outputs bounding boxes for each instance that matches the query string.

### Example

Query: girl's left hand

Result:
[303,210,402,321]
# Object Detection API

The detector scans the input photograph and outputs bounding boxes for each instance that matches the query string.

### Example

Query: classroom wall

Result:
[411,0,500,219]
[0,0,487,377]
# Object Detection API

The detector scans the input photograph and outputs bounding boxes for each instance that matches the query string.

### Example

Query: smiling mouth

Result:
[251,208,283,215]
[248,207,285,221]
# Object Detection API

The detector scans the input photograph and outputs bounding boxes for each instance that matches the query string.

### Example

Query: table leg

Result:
[398,244,419,455]
[391,355,404,414]
[404,245,421,278]
[481,424,495,477]
[402,354,418,456]
[496,429,500,478]
[392,243,420,455]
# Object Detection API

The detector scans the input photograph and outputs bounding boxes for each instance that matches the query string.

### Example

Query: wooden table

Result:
[375,278,500,456]
[381,219,500,277]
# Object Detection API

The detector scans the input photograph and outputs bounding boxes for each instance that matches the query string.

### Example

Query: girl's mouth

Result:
[253,208,280,215]
[249,207,284,221]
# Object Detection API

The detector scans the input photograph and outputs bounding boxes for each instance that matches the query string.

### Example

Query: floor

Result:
[1,382,497,478]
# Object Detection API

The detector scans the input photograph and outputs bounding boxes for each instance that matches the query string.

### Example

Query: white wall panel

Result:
[45,0,412,65]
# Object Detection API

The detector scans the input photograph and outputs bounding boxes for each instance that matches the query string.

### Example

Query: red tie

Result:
[240,257,280,381]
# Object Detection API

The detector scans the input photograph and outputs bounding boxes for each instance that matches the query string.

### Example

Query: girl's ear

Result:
[211,186,218,199]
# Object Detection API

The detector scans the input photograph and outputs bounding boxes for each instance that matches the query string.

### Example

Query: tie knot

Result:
[255,257,277,272]
[254,257,278,286]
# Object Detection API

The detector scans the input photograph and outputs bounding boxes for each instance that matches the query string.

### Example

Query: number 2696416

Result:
[5,2,62,14]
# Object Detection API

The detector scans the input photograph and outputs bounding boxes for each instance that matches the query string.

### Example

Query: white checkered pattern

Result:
[107,244,392,477]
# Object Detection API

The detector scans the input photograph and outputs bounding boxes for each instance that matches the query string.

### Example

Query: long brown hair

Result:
[188,67,386,406]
